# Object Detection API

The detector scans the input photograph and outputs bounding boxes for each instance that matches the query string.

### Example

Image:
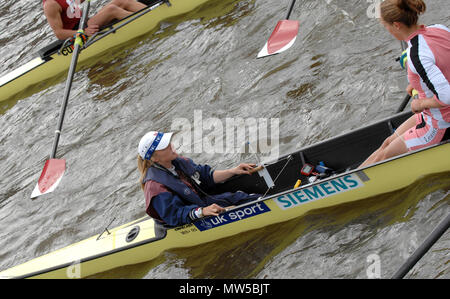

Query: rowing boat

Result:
[0,0,212,103]
[1,110,448,279]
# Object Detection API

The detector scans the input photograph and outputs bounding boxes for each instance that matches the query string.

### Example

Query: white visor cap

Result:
[138,131,173,160]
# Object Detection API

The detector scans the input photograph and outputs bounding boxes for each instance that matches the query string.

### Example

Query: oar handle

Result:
[286,0,296,20]
[249,165,264,174]
[50,0,91,159]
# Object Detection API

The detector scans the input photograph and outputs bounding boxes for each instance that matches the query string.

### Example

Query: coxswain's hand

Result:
[85,24,99,36]
[231,163,257,175]
[202,204,225,217]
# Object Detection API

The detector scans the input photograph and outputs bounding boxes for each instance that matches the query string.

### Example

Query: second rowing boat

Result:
[0,0,215,103]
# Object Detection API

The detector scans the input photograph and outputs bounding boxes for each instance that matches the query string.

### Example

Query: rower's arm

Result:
[411,97,446,113]
[43,0,76,40]
[408,45,450,107]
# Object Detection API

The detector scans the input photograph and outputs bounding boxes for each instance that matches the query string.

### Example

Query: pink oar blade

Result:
[31,159,66,199]
[258,20,300,58]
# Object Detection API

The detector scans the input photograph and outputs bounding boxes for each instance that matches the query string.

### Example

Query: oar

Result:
[396,94,412,113]
[392,212,450,279]
[396,89,418,113]
[396,44,411,113]
[257,0,299,59]
[31,0,91,199]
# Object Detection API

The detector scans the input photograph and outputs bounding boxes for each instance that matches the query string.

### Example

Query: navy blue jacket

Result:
[143,157,258,226]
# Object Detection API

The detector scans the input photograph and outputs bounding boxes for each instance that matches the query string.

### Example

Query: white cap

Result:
[138,131,173,160]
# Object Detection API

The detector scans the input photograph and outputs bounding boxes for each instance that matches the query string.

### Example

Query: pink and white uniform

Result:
[403,24,450,151]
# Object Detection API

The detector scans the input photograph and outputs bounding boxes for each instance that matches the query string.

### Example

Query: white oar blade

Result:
[257,20,299,58]
[31,159,66,199]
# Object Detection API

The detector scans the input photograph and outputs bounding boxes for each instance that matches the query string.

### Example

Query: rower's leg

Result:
[359,115,416,168]
[87,0,147,27]
[87,4,133,28]
[110,0,147,12]
[359,136,396,168]
[376,134,408,161]
[392,114,419,137]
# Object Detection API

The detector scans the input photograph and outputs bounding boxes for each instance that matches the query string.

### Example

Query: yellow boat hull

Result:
[1,142,449,279]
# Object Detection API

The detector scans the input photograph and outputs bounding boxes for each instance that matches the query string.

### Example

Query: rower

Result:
[359,0,450,168]
[43,0,147,40]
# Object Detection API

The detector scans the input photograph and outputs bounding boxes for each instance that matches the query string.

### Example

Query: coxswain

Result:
[137,131,262,227]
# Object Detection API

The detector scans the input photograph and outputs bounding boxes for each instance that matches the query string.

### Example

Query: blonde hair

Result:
[380,0,426,27]
[137,155,153,191]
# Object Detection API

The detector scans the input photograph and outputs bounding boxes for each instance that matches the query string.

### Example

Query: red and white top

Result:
[43,0,82,30]
[406,24,450,129]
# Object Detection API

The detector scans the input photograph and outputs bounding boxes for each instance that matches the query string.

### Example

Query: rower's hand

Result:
[85,24,99,36]
[231,163,257,175]
[203,204,225,217]
[411,99,424,114]
[406,84,414,96]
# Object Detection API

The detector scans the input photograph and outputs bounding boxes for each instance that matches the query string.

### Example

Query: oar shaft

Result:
[396,94,411,113]
[50,0,91,159]
[396,40,410,113]
[392,213,450,279]
[51,46,80,158]
[286,0,296,20]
